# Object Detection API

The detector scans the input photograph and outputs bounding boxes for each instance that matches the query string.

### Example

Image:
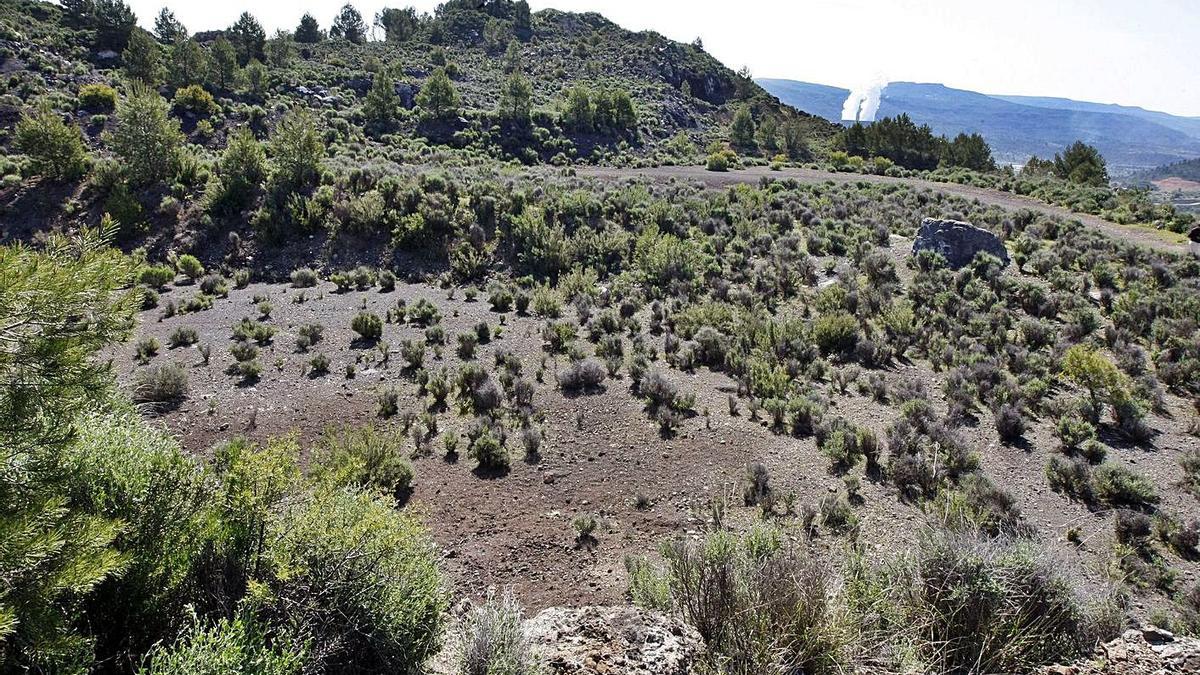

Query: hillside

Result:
[758,78,1200,173]
[0,0,839,173]
[2,1,1200,674]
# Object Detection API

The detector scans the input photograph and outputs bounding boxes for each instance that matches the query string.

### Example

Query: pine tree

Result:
[295,13,324,44]
[121,28,161,84]
[0,227,139,673]
[265,30,295,68]
[1054,141,1109,186]
[730,105,756,150]
[498,72,532,127]
[502,39,522,73]
[513,0,532,40]
[227,12,266,66]
[209,37,237,90]
[416,67,460,122]
[93,0,136,51]
[153,8,187,44]
[168,39,209,88]
[330,4,367,45]
[562,86,593,133]
[375,6,418,42]
[363,69,398,130]
[110,82,183,185]
[269,108,324,194]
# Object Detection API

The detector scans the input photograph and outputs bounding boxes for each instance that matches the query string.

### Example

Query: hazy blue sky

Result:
[123,0,1200,117]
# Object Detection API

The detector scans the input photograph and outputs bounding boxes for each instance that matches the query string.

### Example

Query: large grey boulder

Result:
[912,218,1010,269]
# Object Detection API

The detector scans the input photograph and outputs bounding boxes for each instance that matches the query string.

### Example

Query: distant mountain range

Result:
[758,79,1200,175]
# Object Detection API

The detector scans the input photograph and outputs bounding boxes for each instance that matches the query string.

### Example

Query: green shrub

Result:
[351,312,383,341]
[251,487,448,673]
[15,103,89,180]
[313,425,414,498]
[468,431,508,471]
[813,313,860,355]
[172,84,217,116]
[175,254,204,281]
[78,83,118,112]
[1092,463,1159,508]
[140,616,301,675]
[139,265,176,289]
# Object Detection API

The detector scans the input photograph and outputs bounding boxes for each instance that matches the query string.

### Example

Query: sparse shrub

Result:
[139,265,175,289]
[309,352,330,375]
[572,513,598,541]
[400,339,426,369]
[1046,455,1092,501]
[377,388,401,418]
[460,590,535,675]
[352,312,384,341]
[291,267,319,287]
[135,336,161,362]
[557,358,607,392]
[131,362,188,405]
[741,462,772,507]
[232,317,276,345]
[456,332,478,360]
[167,327,198,348]
[1092,463,1159,508]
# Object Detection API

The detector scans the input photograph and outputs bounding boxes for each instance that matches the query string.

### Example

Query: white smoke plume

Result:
[841,75,889,123]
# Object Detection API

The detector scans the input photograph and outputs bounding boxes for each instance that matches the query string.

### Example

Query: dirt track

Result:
[578,165,1187,254]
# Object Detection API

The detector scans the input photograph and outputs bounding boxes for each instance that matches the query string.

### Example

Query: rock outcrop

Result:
[431,605,702,675]
[1041,626,1200,674]
[912,217,1010,269]
[524,605,703,675]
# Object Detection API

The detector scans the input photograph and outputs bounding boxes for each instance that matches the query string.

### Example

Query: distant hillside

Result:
[995,95,1200,141]
[1127,157,1200,184]
[758,79,1200,174]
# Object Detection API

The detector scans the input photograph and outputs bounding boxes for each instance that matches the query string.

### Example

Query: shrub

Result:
[630,525,842,673]
[468,430,508,471]
[888,530,1104,673]
[557,358,606,392]
[994,404,1025,442]
[139,616,301,675]
[135,336,161,362]
[813,313,859,355]
[1183,449,1200,498]
[139,265,175,289]
[79,83,118,112]
[172,84,218,116]
[351,312,383,341]
[456,332,478,360]
[308,352,330,375]
[176,254,204,281]
[252,488,448,673]
[167,327,198,348]
[314,425,414,497]
[290,267,318,287]
[1046,456,1092,501]
[15,103,89,180]
[741,462,772,506]
[460,590,535,675]
[400,339,426,369]
[231,317,276,345]
[132,362,188,405]
[1092,463,1159,508]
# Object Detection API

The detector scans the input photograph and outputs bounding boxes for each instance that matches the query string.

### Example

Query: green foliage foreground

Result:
[0,230,447,673]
